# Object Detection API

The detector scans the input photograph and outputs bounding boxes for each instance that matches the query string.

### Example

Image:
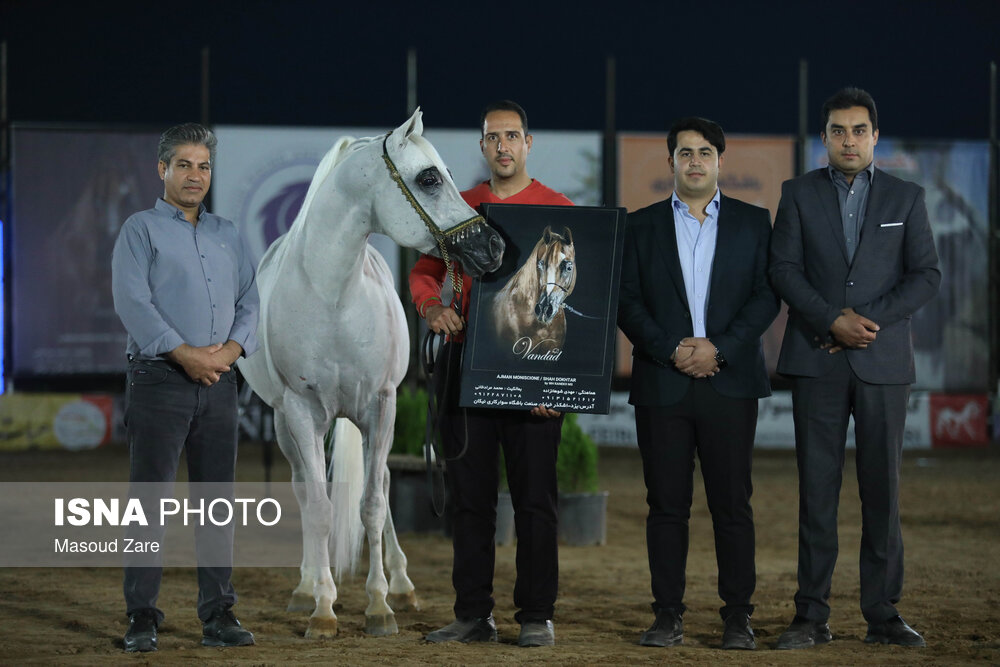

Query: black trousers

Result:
[436,342,562,623]
[791,353,909,624]
[634,380,757,619]
[123,359,239,623]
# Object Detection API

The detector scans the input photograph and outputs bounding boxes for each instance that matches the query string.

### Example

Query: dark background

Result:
[2,0,998,138]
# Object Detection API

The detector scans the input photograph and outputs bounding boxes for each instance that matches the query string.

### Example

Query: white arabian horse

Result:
[238,109,504,638]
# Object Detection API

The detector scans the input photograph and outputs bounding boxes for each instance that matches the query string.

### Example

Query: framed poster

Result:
[459,204,627,414]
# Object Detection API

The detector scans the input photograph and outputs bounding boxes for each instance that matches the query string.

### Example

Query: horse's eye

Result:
[562,260,573,272]
[537,259,545,270]
[417,168,441,189]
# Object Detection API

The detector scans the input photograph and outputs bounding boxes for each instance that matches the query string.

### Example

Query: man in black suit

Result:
[770,87,940,650]
[618,117,779,651]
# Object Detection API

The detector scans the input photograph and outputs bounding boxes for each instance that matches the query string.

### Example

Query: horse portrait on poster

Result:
[492,225,576,355]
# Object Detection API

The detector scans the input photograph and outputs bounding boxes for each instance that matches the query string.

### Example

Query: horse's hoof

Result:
[365,613,398,636]
[287,592,315,613]
[305,616,338,639]
[389,590,421,612]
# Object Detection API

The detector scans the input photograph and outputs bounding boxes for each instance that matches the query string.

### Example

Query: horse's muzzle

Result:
[448,226,505,278]
[534,296,556,324]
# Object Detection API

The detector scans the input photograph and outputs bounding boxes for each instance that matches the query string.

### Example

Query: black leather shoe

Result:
[123,609,158,653]
[865,615,926,647]
[639,609,683,647]
[425,615,498,643]
[202,607,255,647]
[775,615,832,649]
[721,612,755,650]
[518,620,555,647]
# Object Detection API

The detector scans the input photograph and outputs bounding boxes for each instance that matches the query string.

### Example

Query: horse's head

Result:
[532,226,576,324]
[375,109,504,277]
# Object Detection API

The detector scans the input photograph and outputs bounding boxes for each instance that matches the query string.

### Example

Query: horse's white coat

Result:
[238,110,490,637]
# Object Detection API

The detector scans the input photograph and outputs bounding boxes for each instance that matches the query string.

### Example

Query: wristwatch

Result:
[713,347,728,370]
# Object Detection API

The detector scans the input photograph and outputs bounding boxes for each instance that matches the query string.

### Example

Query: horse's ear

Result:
[542,226,553,244]
[391,107,424,148]
[563,226,573,245]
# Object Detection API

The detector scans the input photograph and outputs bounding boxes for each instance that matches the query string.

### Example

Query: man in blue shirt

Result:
[111,123,259,652]
[618,117,778,650]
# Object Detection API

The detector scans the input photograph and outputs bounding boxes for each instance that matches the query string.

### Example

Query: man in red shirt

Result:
[409,100,572,648]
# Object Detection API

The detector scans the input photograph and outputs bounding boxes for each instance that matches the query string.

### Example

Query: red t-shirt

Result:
[408,180,573,337]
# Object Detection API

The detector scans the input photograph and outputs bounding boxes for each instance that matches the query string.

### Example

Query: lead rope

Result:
[421,298,471,517]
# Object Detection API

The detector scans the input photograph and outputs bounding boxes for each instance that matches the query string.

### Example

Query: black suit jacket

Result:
[618,194,780,406]
[769,167,941,384]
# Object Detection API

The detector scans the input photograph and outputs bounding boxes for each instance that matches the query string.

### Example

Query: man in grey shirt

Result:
[111,123,259,652]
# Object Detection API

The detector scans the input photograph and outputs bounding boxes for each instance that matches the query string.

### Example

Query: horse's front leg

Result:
[382,465,420,611]
[359,388,398,635]
[275,405,339,638]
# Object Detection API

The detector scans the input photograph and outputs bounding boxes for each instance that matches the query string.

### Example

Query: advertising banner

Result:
[577,390,937,449]
[0,393,113,450]
[460,204,627,414]
[10,128,162,376]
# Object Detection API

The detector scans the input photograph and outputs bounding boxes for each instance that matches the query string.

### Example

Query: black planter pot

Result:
[387,454,449,535]
[495,490,608,546]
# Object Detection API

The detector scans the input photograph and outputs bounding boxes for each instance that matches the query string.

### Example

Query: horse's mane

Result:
[286,131,453,239]
[504,235,544,296]
[286,134,380,235]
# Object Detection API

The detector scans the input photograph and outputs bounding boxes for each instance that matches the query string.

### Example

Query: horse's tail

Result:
[329,418,365,581]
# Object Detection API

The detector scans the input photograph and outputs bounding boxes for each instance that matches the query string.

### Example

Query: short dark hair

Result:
[480,100,529,136]
[821,87,878,133]
[157,122,218,166]
[667,117,726,156]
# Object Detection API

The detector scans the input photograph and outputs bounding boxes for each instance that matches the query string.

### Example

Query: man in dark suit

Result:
[770,87,940,650]
[618,117,779,651]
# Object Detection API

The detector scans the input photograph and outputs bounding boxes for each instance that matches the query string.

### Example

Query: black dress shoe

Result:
[202,607,255,647]
[518,620,555,647]
[639,609,683,647]
[425,615,498,643]
[865,615,926,647]
[124,609,158,653]
[775,615,832,650]
[721,612,755,650]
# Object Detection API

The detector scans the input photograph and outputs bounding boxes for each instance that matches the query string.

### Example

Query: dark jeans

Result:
[791,354,909,624]
[436,342,562,624]
[634,380,757,620]
[122,359,239,623]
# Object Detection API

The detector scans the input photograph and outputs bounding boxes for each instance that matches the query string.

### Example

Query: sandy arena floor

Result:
[0,442,997,665]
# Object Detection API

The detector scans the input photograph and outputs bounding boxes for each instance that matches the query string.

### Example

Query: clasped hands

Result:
[821,307,879,354]
[169,341,243,386]
[672,337,719,378]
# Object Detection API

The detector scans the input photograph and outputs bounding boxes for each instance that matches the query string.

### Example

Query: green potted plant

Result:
[556,413,608,546]
[496,413,608,547]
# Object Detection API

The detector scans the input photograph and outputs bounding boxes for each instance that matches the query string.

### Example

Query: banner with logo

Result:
[575,389,987,449]
[0,393,113,450]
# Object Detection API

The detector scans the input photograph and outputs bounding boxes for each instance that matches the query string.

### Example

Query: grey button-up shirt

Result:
[828,162,875,264]
[111,198,259,361]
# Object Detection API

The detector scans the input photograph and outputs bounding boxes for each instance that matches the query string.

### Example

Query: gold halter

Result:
[381,133,485,297]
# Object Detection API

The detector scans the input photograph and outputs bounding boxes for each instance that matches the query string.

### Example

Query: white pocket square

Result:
[880,222,904,227]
